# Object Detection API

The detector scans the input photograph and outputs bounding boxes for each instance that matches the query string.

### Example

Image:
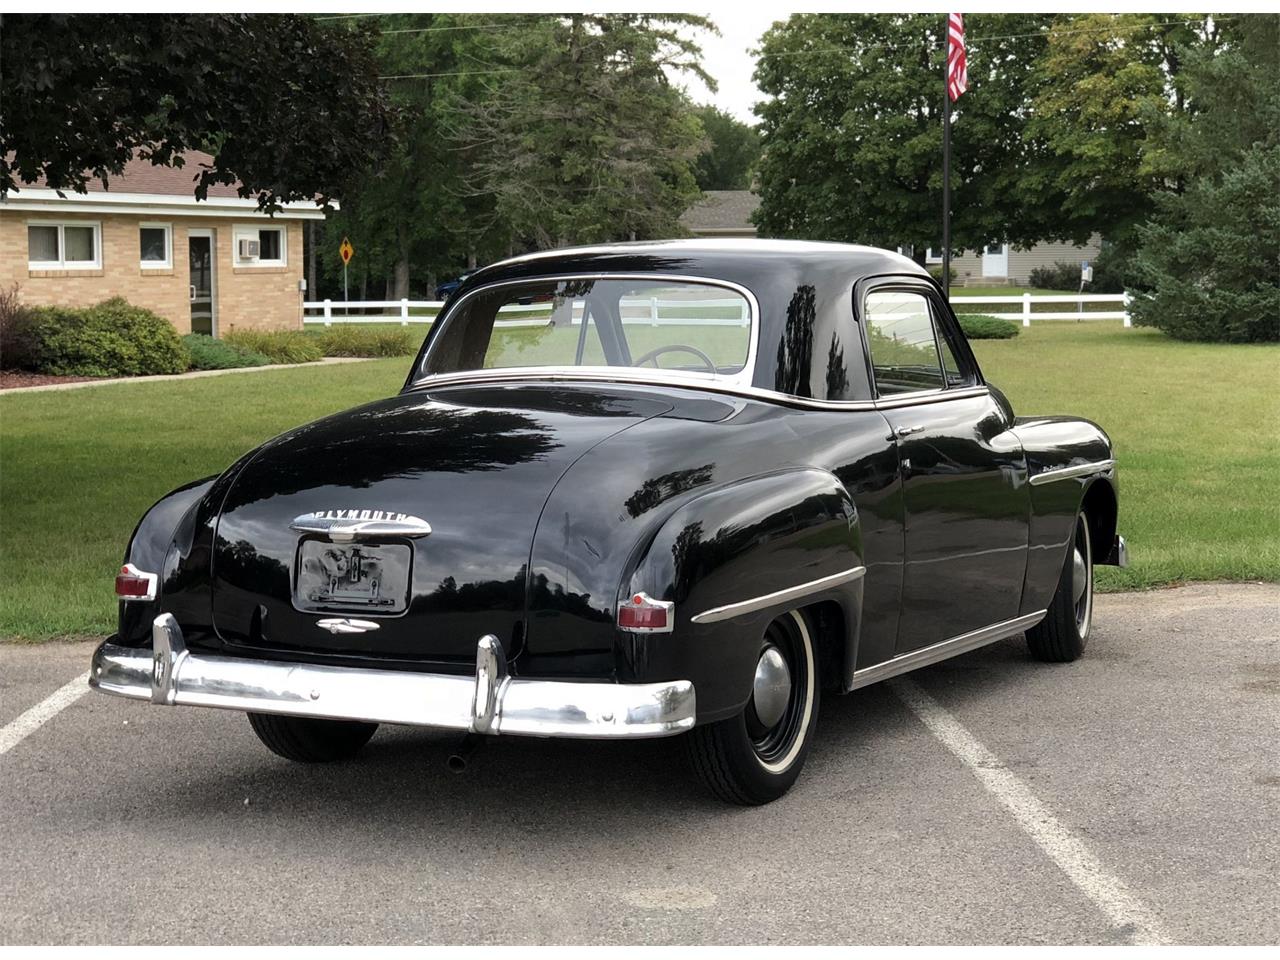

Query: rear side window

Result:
[863,291,946,395]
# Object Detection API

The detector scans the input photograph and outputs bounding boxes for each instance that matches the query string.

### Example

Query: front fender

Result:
[620,467,863,722]
[1012,416,1118,614]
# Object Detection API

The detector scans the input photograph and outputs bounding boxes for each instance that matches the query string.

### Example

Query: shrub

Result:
[1026,259,1124,294]
[313,325,418,357]
[223,329,323,364]
[182,334,272,370]
[0,284,39,370]
[927,264,957,283]
[958,314,1020,340]
[15,298,187,377]
[1027,261,1081,291]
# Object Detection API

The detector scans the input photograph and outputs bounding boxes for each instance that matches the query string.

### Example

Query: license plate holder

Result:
[294,540,411,614]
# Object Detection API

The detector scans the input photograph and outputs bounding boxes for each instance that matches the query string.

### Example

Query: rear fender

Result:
[116,476,216,646]
[619,467,863,722]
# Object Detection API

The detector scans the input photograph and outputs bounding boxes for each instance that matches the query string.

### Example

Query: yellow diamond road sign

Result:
[339,238,354,265]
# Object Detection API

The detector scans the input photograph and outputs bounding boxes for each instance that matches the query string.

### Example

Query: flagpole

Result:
[941,49,952,300]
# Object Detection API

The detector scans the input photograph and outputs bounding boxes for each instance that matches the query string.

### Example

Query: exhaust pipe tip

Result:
[446,733,482,773]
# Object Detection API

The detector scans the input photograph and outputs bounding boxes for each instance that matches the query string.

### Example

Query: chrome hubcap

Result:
[1072,548,1088,605]
[1073,517,1093,636]
[752,645,792,730]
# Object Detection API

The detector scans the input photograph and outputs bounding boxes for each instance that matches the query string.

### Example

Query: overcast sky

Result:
[679,10,783,125]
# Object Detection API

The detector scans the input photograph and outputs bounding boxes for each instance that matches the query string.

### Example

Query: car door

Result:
[858,280,1030,653]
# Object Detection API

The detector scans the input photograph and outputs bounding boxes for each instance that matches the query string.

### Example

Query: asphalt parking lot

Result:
[1,583,1276,945]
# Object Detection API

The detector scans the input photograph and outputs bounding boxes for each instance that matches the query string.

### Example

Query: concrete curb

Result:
[0,357,375,395]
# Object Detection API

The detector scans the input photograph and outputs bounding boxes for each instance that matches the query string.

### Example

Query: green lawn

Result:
[973,324,1279,592]
[1,322,1275,641]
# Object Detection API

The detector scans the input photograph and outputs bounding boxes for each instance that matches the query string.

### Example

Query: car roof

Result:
[455,238,927,296]
[430,238,937,402]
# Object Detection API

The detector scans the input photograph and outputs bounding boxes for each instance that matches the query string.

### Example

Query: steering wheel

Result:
[630,344,719,375]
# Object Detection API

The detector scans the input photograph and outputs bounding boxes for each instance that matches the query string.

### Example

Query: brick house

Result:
[0,152,326,335]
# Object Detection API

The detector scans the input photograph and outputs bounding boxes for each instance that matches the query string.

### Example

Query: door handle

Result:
[896,425,925,438]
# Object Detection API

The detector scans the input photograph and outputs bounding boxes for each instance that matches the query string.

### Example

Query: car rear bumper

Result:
[89,613,696,739]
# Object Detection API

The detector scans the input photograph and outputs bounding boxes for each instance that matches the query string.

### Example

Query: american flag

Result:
[947,13,968,102]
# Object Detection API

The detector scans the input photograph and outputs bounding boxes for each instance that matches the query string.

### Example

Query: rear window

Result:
[420,278,753,380]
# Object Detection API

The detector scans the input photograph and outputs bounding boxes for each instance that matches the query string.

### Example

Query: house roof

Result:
[681,190,761,235]
[2,150,329,219]
[17,150,243,198]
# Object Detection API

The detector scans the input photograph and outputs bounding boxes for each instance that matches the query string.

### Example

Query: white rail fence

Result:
[303,293,1132,329]
[952,292,1132,327]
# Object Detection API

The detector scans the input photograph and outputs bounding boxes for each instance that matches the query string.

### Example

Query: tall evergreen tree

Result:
[1129,15,1280,342]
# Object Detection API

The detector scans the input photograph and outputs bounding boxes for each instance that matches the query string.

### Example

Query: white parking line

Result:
[0,673,90,757]
[890,677,1170,946]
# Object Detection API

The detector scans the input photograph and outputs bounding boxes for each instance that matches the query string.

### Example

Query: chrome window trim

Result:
[690,566,866,625]
[849,610,1047,690]
[406,367,990,415]
[853,275,985,402]
[411,272,761,389]
[1029,459,1117,486]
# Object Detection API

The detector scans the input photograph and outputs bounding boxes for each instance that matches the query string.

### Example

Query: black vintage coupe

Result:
[93,240,1127,804]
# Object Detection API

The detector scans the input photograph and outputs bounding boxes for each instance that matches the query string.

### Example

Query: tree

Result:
[752,13,1063,261]
[0,13,393,211]
[307,13,521,299]
[692,105,760,190]
[1027,13,1219,248]
[455,14,712,248]
[1128,16,1280,342]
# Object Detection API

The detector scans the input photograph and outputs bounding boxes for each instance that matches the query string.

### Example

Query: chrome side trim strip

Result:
[690,566,866,625]
[1029,459,1116,486]
[90,621,696,740]
[409,368,993,415]
[849,610,1047,690]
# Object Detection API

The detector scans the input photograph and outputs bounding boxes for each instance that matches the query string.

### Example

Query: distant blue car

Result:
[435,269,476,300]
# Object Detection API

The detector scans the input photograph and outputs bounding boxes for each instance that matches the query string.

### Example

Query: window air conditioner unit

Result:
[238,238,261,260]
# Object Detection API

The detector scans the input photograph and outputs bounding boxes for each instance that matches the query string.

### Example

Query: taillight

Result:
[115,563,158,602]
[617,592,674,633]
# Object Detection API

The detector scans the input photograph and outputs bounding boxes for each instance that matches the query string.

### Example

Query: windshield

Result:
[419,277,753,380]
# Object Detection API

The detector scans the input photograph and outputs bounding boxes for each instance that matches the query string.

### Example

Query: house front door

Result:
[981,242,1008,279]
[188,230,217,336]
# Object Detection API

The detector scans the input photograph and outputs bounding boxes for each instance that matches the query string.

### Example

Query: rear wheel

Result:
[1027,510,1093,662]
[687,608,819,805]
[247,713,378,763]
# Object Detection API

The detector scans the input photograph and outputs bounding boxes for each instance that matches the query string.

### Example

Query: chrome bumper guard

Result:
[1102,534,1130,568]
[89,614,696,739]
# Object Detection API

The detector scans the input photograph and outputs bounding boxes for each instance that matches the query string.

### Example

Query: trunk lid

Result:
[210,384,670,666]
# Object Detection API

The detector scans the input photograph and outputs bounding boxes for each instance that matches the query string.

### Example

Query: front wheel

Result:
[1027,510,1093,662]
[247,713,378,763]
[686,608,820,805]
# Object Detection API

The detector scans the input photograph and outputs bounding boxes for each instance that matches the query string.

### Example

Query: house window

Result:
[27,221,101,269]
[925,248,943,264]
[234,225,286,266]
[139,223,172,268]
